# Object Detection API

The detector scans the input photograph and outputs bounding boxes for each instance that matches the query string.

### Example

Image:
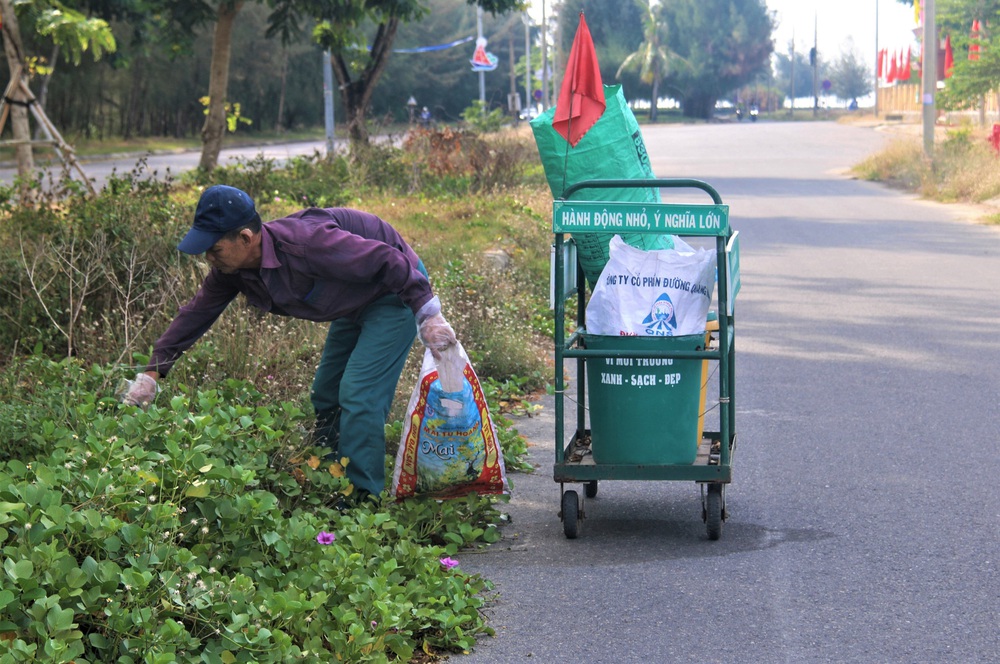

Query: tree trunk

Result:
[331,18,400,153]
[199,1,243,172]
[0,0,35,182]
[682,92,716,120]
[276,48,287,133]
[33,44,58,140]
[649,77,660,122]
[124,57,148,140]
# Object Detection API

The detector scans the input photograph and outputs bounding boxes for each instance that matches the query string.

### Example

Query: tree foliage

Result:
[829,38,871,104]
[268,0,525,148]
[377,0,527,123]
[0,0,117,188]
[936,0,1000,113]
[615,0,684,121]
[773,42,826,104]
[657,0,775,118]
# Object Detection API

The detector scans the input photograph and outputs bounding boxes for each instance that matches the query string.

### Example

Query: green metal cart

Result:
[552,178,740,540]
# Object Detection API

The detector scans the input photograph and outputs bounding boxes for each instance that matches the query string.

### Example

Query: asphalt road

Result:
[457,121,1000,663]
[0,139,332,190]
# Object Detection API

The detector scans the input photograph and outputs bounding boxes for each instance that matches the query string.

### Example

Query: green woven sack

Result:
[531,84,672,287]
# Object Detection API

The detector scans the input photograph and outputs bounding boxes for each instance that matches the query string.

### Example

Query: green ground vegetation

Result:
[0,125,553,662]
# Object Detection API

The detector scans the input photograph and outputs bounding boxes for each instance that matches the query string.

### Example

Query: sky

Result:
[768,0,921,66]
[525,0,923,69]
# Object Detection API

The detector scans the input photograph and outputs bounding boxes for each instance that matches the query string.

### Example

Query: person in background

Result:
[122,185,457,504]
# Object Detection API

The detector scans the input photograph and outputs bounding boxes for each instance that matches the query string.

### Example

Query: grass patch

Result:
[853,126,1000,205]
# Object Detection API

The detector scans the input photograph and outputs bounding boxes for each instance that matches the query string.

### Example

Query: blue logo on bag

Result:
[642,293,677,336]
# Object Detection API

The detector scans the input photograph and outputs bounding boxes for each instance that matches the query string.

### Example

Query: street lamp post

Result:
[407,96,417,124]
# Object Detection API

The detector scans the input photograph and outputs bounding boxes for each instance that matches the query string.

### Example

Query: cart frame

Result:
[552,178,740,539]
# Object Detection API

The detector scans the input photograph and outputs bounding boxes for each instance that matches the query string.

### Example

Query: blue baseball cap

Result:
[177,185,257,254]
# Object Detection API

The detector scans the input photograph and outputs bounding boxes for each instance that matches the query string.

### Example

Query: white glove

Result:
[122,373,158,406]
[418,313,457,358]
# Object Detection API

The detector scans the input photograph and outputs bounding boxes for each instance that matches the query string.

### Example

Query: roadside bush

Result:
[461,101,508,134]
[0,166,188,367]
[401,127,535,193]
[0,361,502,662]
[851,137,929,191]
[853,128,1000,203]
[185,153,355,210]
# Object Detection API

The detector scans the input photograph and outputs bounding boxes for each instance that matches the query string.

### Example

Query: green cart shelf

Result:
[552,178,741,540]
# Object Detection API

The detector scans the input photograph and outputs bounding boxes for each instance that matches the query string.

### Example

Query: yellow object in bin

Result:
[697,313,720,449]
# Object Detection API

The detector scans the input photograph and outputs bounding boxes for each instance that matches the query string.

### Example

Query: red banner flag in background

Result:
[552,12,605,147]
[970,20,981,61]
[944,34,954,78]
[899,47,911,81]
[877,48,885,81]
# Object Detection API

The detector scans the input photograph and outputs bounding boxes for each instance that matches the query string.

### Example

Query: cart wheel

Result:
[585,480,598,498]
[705,484,723,541]
[561,490,580,539]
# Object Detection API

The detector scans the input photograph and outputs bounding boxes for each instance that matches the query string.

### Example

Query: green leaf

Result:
[185,481,210,498]
[45,606,75,632]
[5,558,33,581]
[88,632,110,649]
[0,502,25,524]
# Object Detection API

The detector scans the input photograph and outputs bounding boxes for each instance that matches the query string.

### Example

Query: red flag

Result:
[552,13,605,147]
[899,47,911,81]
[887,50,898,83]
[944,34,954,77]
[970,20,981,61]
[877,48,886,81]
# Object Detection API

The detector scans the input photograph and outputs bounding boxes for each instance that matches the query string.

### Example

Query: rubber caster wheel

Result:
[585,480,598,498]
[561,490,580,539]
[704,484,723,540]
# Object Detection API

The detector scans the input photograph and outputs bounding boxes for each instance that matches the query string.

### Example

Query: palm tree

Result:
[615,0,682,121]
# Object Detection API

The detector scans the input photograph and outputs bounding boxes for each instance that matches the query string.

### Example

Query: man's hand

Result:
[122,372,158,406]
[418,313,457,359]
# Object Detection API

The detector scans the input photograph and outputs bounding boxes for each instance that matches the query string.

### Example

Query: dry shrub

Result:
[853,127,1000,204]
[852,137,929,191]
[401,127,534,192]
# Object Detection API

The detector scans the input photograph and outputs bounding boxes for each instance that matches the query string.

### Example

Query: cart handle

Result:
[559,178,723,205]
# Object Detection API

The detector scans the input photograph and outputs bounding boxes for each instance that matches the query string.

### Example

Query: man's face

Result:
[204,234,251,274]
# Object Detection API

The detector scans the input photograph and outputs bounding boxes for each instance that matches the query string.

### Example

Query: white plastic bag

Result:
[585,234,715,336]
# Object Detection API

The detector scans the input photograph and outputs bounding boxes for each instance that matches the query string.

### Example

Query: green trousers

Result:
[311,293,418,498]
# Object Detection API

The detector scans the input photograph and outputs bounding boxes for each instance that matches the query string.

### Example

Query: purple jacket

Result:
[146,207,437,376]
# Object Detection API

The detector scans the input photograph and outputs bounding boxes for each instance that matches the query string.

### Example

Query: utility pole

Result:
[874,0,879,118]
[922,0,936,157]
[477,7,486,104]
[790,30,795,117]
[523,12,532,115]
[323,51,335,157]
[812,12,819,116]
[541,0,549,109]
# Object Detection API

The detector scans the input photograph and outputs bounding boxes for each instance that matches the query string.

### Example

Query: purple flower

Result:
[316,531,336,545]
[370,620,378,629]
[439,557,459,570]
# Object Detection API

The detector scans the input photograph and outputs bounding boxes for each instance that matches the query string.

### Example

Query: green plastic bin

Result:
[584,333,706,465]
